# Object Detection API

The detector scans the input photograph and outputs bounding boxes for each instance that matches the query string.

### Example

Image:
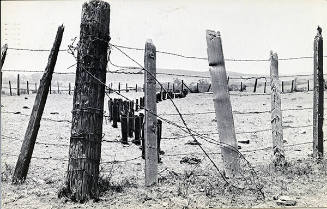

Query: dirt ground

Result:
[1,90,327,208]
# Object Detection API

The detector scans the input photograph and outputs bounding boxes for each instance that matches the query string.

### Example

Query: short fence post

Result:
[157,119,162,157]
[270,51,286,166]
[140,113,145,159]
[126,83,128,92]
[240,81,243,92]
[68,83,71,95]
[253,78,258,93]
[136,84,138,92]
[181,80,184,92]
[206,30,240,177]
[133,115,141,145]
[49,82,51,94]
[118,82,120,93]
[291,80,294,93]
[207,84,211,92]
[144,39,158,186]
[135,99,139,111]
[57,81,60,94]
[264,81,267,93]
[26,81,29,94]
[9,81,12,96]
[167,82,170,91]
[121,112,128,144]
[35,82,37,93]
[281,81,284,93]
[112,99,118,128]
[128,102,134,137]
[313,26,324,158]
[196,83,199,93]
[307,80,310,91]
[12,25,64,184]
[172,83,175,92]
[17,74,20,96]
[108,98,112,121]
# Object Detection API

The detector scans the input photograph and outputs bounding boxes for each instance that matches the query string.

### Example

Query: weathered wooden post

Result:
[253,78,258,93]
[136,84,138,92]
[167,82,170,91]
[172,83,175,92]
[128,103,134,138]
[313,26,324,159]
[26,81,29,94]
[291,80,294,93]
[126,83,128,92]
[118,82,121,93]
[240,81,243,92]
[134,115,141,145]
[206,30,240,177]
[112,99,118,128]
[281,81,284,93]
[270,51,286,166]
[307,80,310,91]
[63,1,110,202]
[181,80,184,92]
[144,39,158,186]
[108,98,112,121]
[12,25,64,184]
[139,113,145,159]
[17,74,20,96]
[196,83,199,93]
[9,81,12,96]
[121,112,128,144]
[264,81,267,93]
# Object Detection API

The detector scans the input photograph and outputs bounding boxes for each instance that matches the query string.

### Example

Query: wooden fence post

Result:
[26,81,29,94]
[144,39,158,186]
[64,1,110,202]
[126,83,128,92]
[35,82,37,93]
[240,81,243,92]
[167,82,170,91]
[270,51,285,166]
[68,83,71,95]
[112,99,118,128]
[181,80,184,92]
[49,82,51,94]
[281,81,284,93]
[172,83,175,92]
[206,30,240,177]
[291,80,294,93]
[307,80,310,91]
[313,26,324,158]
[264,81,267,93]
[9,81,12,96]
[57,81,60,94]
[12,25,64,184]
[118,82,120,93]
[17,74,20,96]
[133,115,141,145]
[121,112,128,144]
[253,78,258,93]
[136,84,138,92]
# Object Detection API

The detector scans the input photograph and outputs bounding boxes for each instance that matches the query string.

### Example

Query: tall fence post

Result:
[144,39,158,186]
[313,26,324,158]
[12,25,64,184]
[17,74,20,96]
[64,1,110,202]
[270,51,285,166]
[206,30,240,177]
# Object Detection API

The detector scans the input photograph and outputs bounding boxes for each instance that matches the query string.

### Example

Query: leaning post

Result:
[144,39,158,186]
[270,51,286,166]
[12,25,64,183]
[63,1,110,202]
[313,26,324,159]
[206,30,240,177]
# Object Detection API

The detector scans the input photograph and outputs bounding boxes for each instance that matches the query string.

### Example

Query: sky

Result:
[1,0,327,76]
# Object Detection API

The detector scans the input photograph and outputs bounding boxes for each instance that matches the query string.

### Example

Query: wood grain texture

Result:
[270,51,286,166]
[65,0,110,202]
[313,27,324,158]
[144,39,158,186]
[12,25,64,184]
[206,30,240,177]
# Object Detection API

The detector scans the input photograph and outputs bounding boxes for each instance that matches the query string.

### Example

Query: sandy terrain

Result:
[1,90,327,208]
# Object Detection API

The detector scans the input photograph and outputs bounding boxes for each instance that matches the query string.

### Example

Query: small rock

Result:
[185,140,201,145]
[25,97,28,100]
[50,112,59,115]
[301,131,306,134]
[23,106,29,109]
[283,140,287,143]
[276,196,297,206]
[180,156,201,165]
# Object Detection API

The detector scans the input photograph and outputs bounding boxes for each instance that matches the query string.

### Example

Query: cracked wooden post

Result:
[144,39,158,186]
[206,30,240,177]
[63,1,110,202]
[313,26,324,159]
[12,25,64,184]
[270,51,286,166]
